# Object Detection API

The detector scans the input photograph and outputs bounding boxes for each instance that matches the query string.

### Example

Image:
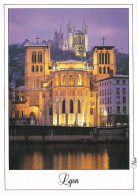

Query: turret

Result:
[67,21,73,33]
[82,21,88,34]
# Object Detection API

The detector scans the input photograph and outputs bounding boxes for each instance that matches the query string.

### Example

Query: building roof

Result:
[98,75,129,82]
[16,86,25,89]
[75,30,84,35]
[58,60,82,63]
[94,46,115,50]
[25,44,48,48]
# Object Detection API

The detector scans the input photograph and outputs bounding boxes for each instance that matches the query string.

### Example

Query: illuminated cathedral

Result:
[9,39,119,127]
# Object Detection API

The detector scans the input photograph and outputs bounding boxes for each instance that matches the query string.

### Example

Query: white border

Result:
[0,0,136,194]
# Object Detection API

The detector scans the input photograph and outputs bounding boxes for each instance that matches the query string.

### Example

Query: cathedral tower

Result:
[92,46,116,81]
[67,21,73,50]
[82,21,88,52]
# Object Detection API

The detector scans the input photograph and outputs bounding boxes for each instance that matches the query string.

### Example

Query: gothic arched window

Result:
[108,53,110,64]
[38,52,42,63]
[78,99,81,113]
[99,66,102,74]
[103,66,106,74]
[56,100,58,114]
[102,53,104,64]
[31,65,34,72]
[77,74,82,85]
[68,75,74,86]
[70,99,73,113]
[62,99,65,113]
[40,65,43,72]
[107,66,110,74]
[36,65,39,72]
[32,81,35,89]
[36,80,39,89]
[99,53,101,64]
[61,75,66,85]
[32,52,36,63]
[105,53,107,64]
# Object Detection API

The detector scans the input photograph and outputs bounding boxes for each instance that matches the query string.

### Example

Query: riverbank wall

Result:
[9,125,129,143]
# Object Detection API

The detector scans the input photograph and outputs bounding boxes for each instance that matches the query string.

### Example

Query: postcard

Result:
[0,0,137,194]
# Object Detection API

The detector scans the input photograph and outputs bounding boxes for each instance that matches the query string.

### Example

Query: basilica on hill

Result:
[54,21,88,57]
[9,22,129,127]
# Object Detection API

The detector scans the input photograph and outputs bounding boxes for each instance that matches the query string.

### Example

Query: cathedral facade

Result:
[9,42,121,127]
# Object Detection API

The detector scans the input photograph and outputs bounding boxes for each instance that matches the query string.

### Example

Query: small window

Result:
[90,108,94,115]
[62,99,65,113]
[99,67,102,74]
[117,96,120,103]
[49,107,53,115]
[36,80,39,89]
[50,81,53,87]
[123,80,126,85]
[36,65,39,72]
[123,106,127,113]
[108,53,110,64]
[116,88,120,95]
[103,66,106,74]
[99,53,101,64]
[123,97,126,103]
[110,97,112,103]
[102,90,104,96]
[61,75,66,85]
[102,98,104,104]
[123,88,126,94]
[108,107,109,114]
[21,96,24,101]
[110,107,112,113]
[32,52,36,63]
[16,111,19,118]
[105,53,107,64]
[107,66,110,74]
[70,99,73,113]
[40,65,43,72]
[50,92,52,97]
[116,80,120,84]
[31,65,34,72]
[16,96,19,101]
[102,53,104,64]
[117,107,120,114]
[38,52,42,63]
[68,75,74,86]
[77,75,82,85]
[110,88,112,94]
[78,99,81,113]
[22,111,23,118]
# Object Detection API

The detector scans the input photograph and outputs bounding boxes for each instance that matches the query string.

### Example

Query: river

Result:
[9,143,129,170]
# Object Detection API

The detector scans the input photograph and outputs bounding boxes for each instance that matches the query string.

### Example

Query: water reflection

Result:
[9,143,129,170]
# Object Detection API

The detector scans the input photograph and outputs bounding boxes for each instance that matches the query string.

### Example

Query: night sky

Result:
[9,8,129,53]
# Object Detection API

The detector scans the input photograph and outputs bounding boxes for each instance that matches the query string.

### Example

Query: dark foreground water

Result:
[9,143,129,170]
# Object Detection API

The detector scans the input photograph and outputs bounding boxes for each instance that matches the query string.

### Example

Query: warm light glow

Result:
[43,83,48,87]
[52,149,109,169]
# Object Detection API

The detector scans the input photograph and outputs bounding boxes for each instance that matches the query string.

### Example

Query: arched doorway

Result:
[30,112,35,125]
